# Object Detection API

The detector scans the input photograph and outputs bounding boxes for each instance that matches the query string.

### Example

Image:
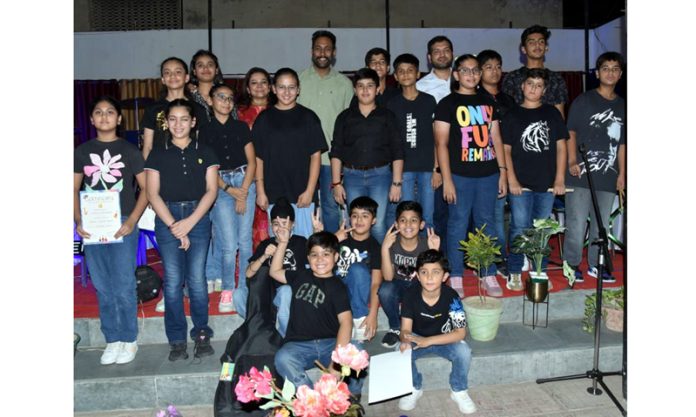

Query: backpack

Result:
[135,265,162,303]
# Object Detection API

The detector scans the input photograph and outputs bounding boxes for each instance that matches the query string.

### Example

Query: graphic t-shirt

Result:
[502,104,569,192]
[74,138,145,216]
[389,236,430,281]
[566,90,626,192]
[141,99,209,151]
[336,235,382,277]
[249,235,309,272]
[284,269,351,343]
[434,92,500,177]
[401,285,467,337]
[386,92,437,172]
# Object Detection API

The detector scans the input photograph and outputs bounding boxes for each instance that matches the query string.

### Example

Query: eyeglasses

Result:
[599,66,622,74]
[214,93,234,103]
[457,67,482,76]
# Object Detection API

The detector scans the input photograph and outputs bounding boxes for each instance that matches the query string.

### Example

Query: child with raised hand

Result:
[145,99,219,361]
[245,198,308,337]
[74,96,148,365]
[199,83,257,315]
[378,201,440,348]
[271,230,364,397]
[397,250,476,415]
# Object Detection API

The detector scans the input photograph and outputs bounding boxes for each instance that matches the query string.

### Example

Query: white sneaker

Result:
[398,388,423,411]
[100,342,123,365]
[506,273,523,291]
[116,341,138,364]
[352,316,368,341]
[450,389,477,414]
[522,256,530,271]
[214,279,223,292]
[155,297,165,312]
[207,281,215,294]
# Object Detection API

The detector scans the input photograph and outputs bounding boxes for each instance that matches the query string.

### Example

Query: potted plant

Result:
[458,225,503,342]
[582,286,624,333]
[511,218,565,301]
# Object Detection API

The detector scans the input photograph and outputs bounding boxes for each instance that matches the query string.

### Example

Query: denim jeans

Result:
[386,171,435,230]
[493,195,509,258]
[342,263,372,318]
[508,191,555,274]
[563,188,615,268]
[267,203,315,239]
[273,284,292,337]
[83,216,139,343]
[275,338,365,395]
[447,173,499,277]
[155,201,213,344]
[409,340,472,391]
[319,165,341,233]
[378,278,417,330]
[343,165,391,242]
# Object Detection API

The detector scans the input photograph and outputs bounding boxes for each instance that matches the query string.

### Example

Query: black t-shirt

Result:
[389,236,430,281]
[501,104,569,192]
[199,116,252,170]
[249,235,309,272]
[335,235,382,278]
[349,84,401,108]
[386,92,437,172]
[141,99,209,152]
[144,140,219,201]
[252,105,328,202]
[477,86,516,121]
[434,92,501,177]
[284,269,351,343]
[401,285,467,337]
[74,138,145,216]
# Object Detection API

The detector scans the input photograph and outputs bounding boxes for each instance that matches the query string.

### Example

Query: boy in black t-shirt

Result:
[246,198,308,338]
[378,201,440,348]
[272,231,363,396]
[397,250,476,414]
[502,68,568,290]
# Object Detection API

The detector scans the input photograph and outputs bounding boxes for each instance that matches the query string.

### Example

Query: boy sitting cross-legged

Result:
[271,229,364,396]
[397,249,476,414]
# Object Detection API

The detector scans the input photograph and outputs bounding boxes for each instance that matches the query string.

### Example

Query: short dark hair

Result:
[521,24,551,46]
[349,196,378,217]
[353,67,380,87]
[476,49,502,67]
[364,47,390,67]
[416,249,450,273]
[396,200,423,220]
[596,51,625,71]
[312,30,336,47]
[523,67,549,83]
[209,83,234,99]
[270,197,295,222]
[307,231,339,255]
[393,53,419,71]
[273,67,300,87]
[427,35,453,55]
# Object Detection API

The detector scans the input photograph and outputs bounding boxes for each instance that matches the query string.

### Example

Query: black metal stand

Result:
[522,290,549,329]
[536,144,626,416]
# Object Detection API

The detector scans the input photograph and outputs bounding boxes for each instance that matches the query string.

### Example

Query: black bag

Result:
[135,265,162,303]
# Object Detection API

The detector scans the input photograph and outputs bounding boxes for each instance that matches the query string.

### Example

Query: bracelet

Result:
[223,184,230,191]
[434,167,441,174]
[330,181,342,190]
[392,181,402,187]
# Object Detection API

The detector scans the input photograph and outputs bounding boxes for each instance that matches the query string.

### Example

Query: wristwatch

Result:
[223,184,230,192]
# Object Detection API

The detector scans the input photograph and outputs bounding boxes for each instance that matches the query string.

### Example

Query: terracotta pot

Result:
[603,307,624,332]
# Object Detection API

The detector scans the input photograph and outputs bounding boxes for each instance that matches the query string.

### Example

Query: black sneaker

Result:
[168,343,189,361]
[588,266,616,283]
[572,265,584,283]
[193,330,214,358]
[381,329,400,348]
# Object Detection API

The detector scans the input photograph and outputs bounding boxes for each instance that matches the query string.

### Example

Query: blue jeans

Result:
[275,338,365,395]
[493,195,509,258]
[319,165,341,233]
[343,165,391,242]
[378,278,417,330]
[155,201,213,344]
[274,284,292,338]
[342,263,372,318]
[447,173,499,277]
[409,340,472,391]
[267,203,315,239]
[563,188,615,268]
[83,216,139,343]
[508,191,555,274]
[386,171,435,230]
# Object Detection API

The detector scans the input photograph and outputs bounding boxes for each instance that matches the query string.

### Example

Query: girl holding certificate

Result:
[145,99,220,361]
[73,96,148,365]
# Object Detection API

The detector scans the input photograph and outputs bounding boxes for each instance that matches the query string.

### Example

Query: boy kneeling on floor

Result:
[398,249,476,414]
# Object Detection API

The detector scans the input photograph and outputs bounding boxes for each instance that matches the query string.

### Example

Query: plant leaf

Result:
[259,400,281,410]
[281,378,295,402]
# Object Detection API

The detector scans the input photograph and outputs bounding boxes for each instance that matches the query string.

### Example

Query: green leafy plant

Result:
[510,218,565,276]
[459,225,501,303]
[582,287,624,333]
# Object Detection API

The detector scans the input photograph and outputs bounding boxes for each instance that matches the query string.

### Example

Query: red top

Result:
[237,105,267,129]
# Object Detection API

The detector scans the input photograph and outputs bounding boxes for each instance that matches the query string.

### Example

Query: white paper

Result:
[80,191,123,245]
[368,349,413,404]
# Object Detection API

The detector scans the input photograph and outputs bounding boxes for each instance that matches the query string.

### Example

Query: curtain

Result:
[74,80,120,147]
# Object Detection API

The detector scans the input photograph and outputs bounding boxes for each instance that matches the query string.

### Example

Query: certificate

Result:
[80,191,123,245]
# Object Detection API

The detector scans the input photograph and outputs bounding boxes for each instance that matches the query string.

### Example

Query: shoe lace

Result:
[390,329,400,336]
[484,275,499,287]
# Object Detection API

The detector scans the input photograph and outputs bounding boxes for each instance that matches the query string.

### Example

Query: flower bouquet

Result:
[235,343,369,417]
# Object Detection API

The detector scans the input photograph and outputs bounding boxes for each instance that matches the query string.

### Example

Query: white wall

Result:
[74,25,625,80]
[590,16,626,68]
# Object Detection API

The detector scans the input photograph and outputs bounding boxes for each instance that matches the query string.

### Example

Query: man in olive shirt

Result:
[298,30,354,234]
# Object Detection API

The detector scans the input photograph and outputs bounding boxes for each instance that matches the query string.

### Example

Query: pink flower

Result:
[331,344,370,372]
[235,374,258,403]
[249,366,274,397]
[313,374,351,415]
[292,385,329,417]
[83,149,124,187]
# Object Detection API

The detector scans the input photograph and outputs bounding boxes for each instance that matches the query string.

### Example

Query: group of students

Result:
[74,23,625,415]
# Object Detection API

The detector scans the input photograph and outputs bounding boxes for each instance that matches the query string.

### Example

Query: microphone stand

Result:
[536,144,626,416]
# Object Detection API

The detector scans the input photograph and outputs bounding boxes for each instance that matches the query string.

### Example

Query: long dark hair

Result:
[238,67,276,108]
[189,49,224,86]
[158,57,193,100]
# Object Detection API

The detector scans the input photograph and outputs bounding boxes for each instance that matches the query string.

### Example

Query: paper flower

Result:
[235,373,259,403]
[249,366,274,397]
[292,385,329,417]
[331,344,369,376]
[312,374,351,415]
[83,149,124,188]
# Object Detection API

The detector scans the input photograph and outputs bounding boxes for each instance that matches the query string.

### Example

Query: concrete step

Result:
[74,318,624,412]
[75,288,595,348]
